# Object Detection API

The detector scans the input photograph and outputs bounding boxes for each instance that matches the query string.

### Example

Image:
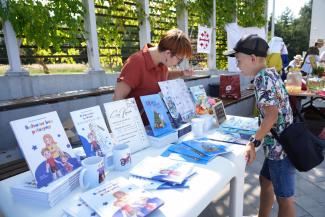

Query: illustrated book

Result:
[70,106,114,158]
[130,156,194,184]
[80,177,164,217]
[10,111,80,188]
[140,94,174,137]
[103,98,150,153]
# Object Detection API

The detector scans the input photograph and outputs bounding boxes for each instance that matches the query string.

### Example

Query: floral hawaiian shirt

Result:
[254,67,293,160]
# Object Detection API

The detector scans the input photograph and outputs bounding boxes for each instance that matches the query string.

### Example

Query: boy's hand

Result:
[245,142,256,165]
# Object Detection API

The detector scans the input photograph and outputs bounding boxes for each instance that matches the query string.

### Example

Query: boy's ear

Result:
[251,54,257,62]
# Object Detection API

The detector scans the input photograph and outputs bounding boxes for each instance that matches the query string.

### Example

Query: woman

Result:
[113,29,193,123]
[301,49,320,76]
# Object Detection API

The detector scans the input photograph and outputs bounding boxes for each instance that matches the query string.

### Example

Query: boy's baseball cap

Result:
[223,34,269,57]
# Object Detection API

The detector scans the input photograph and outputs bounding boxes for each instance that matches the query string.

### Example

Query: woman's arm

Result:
[113,81,132,101]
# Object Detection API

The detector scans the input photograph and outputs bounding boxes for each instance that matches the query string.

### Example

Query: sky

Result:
[267,0,310,19]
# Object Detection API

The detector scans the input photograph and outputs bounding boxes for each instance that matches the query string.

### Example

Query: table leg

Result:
[229,171,245,217]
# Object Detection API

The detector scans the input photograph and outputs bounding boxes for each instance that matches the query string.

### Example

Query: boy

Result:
[224,34,295,217]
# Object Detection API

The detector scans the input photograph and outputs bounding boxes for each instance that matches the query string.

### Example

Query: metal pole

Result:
[271,0,275,38]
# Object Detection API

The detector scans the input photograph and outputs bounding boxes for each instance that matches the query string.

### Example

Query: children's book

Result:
[217,127,256,140]
[189,85,207,105]
[103,98,150,153]
[129,174,194,190]
[130,156,194,184]
[159,79,195,122]
[80,177,164,217]
[207,129,249,145]
[167,143,214,162]
[63,198,99,217]
[160,150,208,164]
[182,138,231,157]
[70,106,114,158]
[10,111,80,188]
[140,94,174,137]
[221,115,259,131]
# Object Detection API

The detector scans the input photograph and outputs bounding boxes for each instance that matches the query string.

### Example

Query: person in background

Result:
[113,29,193,124]
[286,54,303,71]
[301,39,324,75]
[320,50,325,64]
[266,37,284,73]
[224,34,295,217]
[280,43,289,80]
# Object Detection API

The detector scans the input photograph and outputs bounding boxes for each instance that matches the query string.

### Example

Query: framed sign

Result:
[213,101,226,125]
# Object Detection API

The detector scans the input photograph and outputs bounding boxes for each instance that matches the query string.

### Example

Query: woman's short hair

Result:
[158,29,192,58]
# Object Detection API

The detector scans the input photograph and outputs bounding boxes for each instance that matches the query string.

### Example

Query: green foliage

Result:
[237,0,266,27]
[0,0,85,50]
[273,0,312,60]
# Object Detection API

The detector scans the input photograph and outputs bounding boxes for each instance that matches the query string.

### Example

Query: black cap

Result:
[223,34,269,57]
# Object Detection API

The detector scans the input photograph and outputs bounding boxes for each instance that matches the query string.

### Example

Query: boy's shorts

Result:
[260,157,296,198]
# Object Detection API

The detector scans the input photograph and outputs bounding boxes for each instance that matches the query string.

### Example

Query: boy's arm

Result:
[245,105,278,165]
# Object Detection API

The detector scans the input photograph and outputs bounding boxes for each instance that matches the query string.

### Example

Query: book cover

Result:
[189,85,207,105]
[159,79,195,122]
[167,143,213,162]
[160,150,208,165]
[80,177,164,217]
[70,106,114,157]
[221,115,259,131]
[10,111,80,188]
[217,127,256,140]
[182,138,231,157]
[103,98,150,153]
[130,156,194,184]
[140,94,174,137]
[63,198,99,217]
[207,129,249,145]
[129,174,193,190]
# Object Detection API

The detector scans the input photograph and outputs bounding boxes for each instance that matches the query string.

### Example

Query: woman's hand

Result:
[245,142,256,165]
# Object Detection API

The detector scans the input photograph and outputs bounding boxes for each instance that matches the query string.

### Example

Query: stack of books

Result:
[129,156,196,189]
[10,168,81,207]
[161,138,231,164]
[63,177,164,217]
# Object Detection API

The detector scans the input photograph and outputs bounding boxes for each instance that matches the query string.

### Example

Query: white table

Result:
[0,121,247,217]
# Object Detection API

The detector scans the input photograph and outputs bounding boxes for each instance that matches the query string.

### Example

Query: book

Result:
[80,177,164,217]
[182,138,231,157]
[221,115,259,131]
[189,85,207,105]
[103,98,150,153]
[159,79,195,122]
[130,156,194,184]
[140,94,174,137]
[70,106,114,158]
[160,150,209,164]
[129,174,194,190]
[63,198,99,217]
[145,126,178,148]
[10,111,80,188]
[207,128,250,145]
[167,143,213,162]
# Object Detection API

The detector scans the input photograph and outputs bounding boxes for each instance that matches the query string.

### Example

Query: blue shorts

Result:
[260,157,296,198]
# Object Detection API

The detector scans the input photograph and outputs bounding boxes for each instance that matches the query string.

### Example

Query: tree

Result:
[272,0,312,60]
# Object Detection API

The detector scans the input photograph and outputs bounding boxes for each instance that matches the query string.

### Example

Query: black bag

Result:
[270,122,325,172]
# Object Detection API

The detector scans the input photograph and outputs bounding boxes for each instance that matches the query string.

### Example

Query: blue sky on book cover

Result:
[140,94,174,137]
[161,150,209,164]
[167,143,214,162]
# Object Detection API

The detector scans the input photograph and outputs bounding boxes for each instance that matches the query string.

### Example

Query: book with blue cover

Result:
[207,127,256,145]
[129,172,196,190]
[221,115,259,131]
[10,111,80,188]
[182,138,231,157]
[189,85,207,105]
[140,94,174,137]
[130,156,194,184]
[167,143,214,162]
[161,150,209,164]
[70,106,114,158]
[80,177,164,217]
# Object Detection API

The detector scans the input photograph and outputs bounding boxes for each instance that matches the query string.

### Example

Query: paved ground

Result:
[198,142,325,217]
